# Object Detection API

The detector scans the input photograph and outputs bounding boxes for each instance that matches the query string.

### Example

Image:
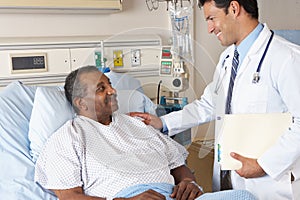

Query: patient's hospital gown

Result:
[35,112,188,199]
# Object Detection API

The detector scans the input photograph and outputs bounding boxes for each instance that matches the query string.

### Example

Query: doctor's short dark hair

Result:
[64,65,100,113]
[198,0,258,19]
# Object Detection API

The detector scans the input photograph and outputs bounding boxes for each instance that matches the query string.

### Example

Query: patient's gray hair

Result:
[64,65,99,113]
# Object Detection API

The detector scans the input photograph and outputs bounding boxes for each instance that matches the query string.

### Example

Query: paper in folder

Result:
[217,113,292,170]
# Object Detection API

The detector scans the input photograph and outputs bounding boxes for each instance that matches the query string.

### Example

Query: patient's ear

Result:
[73,97,87,111]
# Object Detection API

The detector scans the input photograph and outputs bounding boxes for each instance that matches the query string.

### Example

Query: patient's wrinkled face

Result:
[79,71,118,124]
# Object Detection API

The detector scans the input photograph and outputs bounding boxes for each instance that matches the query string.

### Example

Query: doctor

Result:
[131,0,300,199]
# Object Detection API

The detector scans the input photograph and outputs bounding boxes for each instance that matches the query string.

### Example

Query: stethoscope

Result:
[214,30,274,95]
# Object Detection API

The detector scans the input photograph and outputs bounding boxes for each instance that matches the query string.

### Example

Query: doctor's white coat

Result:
[161,24,300,200]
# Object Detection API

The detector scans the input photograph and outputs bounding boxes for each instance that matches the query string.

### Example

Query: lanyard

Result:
[252,30,274,83]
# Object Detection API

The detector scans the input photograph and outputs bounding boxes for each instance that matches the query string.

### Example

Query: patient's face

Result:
[79,71,118,124]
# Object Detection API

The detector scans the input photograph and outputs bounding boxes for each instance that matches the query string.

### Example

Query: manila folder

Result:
[217,113,292,170]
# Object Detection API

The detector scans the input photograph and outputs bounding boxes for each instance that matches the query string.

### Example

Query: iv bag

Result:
[169,2,193,63]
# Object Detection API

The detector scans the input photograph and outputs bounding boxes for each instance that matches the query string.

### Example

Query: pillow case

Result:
[28,86,75,162]
[0,81,57,199]
[117,89,156,115]
[0,81,36,156]
[105,71,144,93]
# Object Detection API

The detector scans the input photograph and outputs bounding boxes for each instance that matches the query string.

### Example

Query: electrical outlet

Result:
[113,50,123,67]
[131,49,141,67]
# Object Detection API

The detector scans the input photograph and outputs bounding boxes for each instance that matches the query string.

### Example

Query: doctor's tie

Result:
[225,48,239,114]
[221,48,239,190]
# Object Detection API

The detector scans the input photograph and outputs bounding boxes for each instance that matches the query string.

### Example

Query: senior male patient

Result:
[34,65,203,200]
[35,66,256,200]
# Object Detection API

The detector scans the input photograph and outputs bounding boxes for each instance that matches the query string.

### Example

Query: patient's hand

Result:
[129,112,163,130]
[115,189,166,200]
[170,179,203,200]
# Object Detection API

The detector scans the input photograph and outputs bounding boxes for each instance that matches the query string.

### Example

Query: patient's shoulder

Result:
[114,112,163,137]
[115,112,149,127]
[45,119,81,146]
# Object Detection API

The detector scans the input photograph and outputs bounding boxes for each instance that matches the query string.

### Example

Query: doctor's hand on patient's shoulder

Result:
[129,112,163,130]
[170,179,203,200]
[231,152,266,178]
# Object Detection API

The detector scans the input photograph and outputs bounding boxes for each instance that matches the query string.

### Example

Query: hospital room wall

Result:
[0,0,171,40]
[0,0,195,107]
[0,0,174,98]
[192,0,300,140]
[0,0,298,127]
[0,1,298,87]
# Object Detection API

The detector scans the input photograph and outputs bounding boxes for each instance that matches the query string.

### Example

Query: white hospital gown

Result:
[35,112,188,198]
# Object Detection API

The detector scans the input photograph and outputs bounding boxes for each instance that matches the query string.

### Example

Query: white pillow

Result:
[117,90,156,115]
[28,86,75,162]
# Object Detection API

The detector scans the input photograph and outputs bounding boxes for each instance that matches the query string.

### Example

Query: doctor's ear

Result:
[230,1,240,15]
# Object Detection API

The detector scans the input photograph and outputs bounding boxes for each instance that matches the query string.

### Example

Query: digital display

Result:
[10,54,47,73]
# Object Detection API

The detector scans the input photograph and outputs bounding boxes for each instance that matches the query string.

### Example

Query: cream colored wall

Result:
[0,0,174,98]
[192,0,300,140]
[259,0,300,30]
[0,0,171,41]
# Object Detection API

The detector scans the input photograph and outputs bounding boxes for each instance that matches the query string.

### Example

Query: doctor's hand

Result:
[231,152,266,178]
[129,112,163,130]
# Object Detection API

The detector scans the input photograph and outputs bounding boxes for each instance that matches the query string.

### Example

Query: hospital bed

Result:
[0,80,259,200]
[0,76,156,199]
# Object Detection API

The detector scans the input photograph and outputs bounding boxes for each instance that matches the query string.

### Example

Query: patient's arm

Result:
[170,165,203,200]
[52,186,166,200]
[52,187,104,200]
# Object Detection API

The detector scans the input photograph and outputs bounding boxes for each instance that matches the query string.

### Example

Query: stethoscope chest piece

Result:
[252,72,260,84]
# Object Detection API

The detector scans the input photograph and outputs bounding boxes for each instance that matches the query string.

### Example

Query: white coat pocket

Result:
[235,84,268,113]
